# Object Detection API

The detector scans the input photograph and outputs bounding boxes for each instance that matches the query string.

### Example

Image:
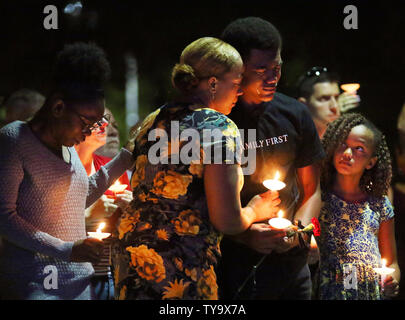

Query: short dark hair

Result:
[221,17,282,61]
[51,42,111,103]
[296,70,340,100]
[4,88,45,123]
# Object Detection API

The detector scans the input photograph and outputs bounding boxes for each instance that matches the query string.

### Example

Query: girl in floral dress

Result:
[111,37,280,300]
[317,113,400,299]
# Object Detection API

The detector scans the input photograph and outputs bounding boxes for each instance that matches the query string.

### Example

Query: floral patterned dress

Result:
[112,102,241,300]
[317,192,394,300]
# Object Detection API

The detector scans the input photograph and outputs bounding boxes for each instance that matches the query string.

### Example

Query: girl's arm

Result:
[379,218,401,283]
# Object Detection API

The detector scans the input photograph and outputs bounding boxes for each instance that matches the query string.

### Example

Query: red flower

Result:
[311,217,321,236]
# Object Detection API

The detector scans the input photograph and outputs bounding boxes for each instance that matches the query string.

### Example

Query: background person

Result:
[391,100,405,300]
[0,88,45,127]
[75,109,132,300]
[94,107,121,159]
[296,66,360,138]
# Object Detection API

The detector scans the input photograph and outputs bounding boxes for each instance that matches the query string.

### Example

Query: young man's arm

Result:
[294,162,322,226]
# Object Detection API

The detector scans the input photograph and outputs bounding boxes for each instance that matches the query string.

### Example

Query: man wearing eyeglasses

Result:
[296,67,361,138]
[217,17,325,300]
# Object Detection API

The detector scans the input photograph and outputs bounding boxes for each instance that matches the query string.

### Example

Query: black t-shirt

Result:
[218,92,325,299]
[229,92,325,220]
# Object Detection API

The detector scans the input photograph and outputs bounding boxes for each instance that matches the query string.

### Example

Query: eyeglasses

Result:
[70,109,110,132]
[305,66,328,78]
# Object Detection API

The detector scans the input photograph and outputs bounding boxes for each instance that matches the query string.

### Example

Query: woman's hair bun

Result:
[171,63,199,93]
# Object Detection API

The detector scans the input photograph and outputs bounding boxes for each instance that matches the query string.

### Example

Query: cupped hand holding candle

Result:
[339,83,361,112]
[263,171,286,191]
[87,222,111,241]
[269,210,292,230]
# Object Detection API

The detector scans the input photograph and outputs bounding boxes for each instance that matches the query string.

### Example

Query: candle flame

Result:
[310,235,317,249]
[277,210,283,218]
[274,171,280,180]
[108,180,128,193]
[97,222,106,233]
[382,258,387,268]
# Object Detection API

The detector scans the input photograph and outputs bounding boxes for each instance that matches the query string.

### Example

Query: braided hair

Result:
[321,113,392,198]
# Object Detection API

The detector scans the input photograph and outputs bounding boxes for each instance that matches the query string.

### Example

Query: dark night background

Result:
[0,0,404,150]
[0,0,404,310]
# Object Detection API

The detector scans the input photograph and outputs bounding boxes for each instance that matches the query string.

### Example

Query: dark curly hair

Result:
[51,42,111,103]
[221,17,282,61]
[321,113,392,198]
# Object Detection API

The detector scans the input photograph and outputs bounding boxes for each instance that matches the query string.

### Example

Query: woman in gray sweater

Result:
[0,43,133,299]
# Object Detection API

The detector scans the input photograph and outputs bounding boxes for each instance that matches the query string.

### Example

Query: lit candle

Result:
[373,258,395,293]
[87,222,111,241]
[340,83,360,94]
[108,180,128,199]
[269,210,292,230]
[310,235,318,249]
[108,180,128,194]
[263,171,286,191]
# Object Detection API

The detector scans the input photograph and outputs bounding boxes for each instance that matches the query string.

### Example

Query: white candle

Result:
[373,258,395,293]
[269,210,292,230]
[88,222,111,241]
[340,83,360,94]
[263,171,286,191]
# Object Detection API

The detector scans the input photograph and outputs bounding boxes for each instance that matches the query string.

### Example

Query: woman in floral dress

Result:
[112,37,280,300]
[317,113,400,299]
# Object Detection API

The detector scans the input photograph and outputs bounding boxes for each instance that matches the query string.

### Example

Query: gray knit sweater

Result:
[0,121,133,299]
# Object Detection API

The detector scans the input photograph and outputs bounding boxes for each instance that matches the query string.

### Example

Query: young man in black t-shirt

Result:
[218,17,325,300]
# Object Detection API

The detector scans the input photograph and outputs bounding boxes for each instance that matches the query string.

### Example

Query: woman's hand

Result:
[70,238,104,264]
[246,190,281,222]
[383,275,400,298]
[86,195,118,220]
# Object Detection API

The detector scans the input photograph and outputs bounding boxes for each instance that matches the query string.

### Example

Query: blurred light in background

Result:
[64,1,83,17]
[125,53,139,130]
